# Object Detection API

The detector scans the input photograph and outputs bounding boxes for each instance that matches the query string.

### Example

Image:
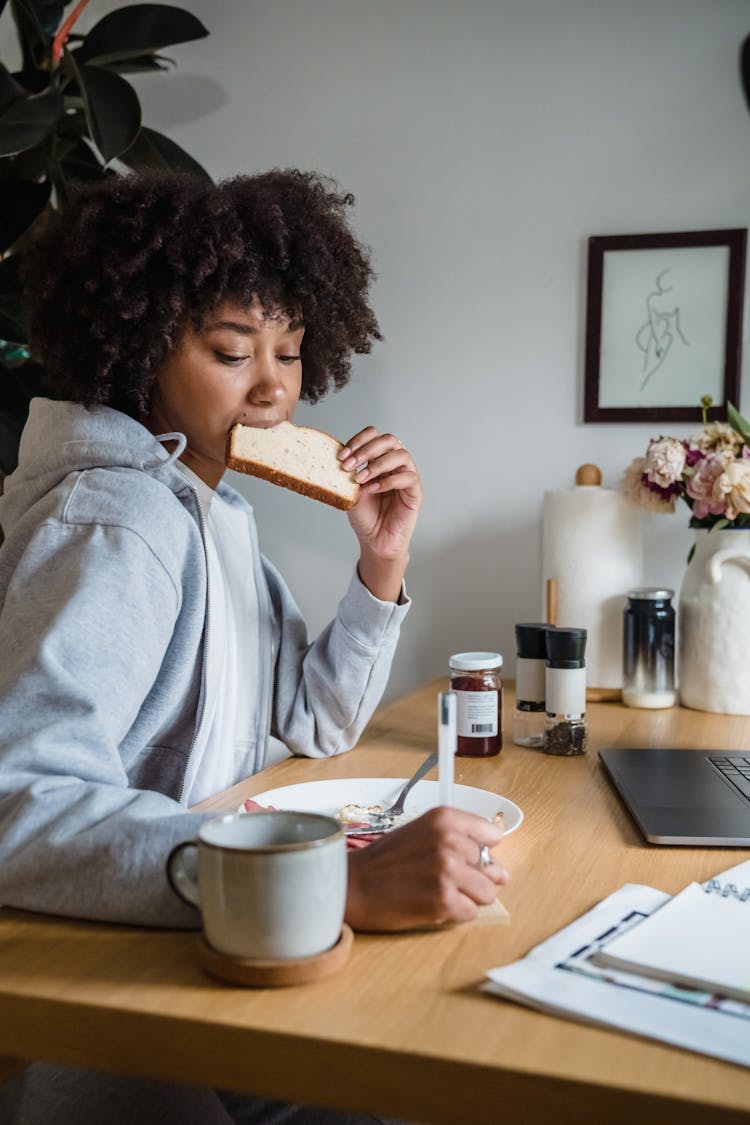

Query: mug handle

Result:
[166,840,200,909]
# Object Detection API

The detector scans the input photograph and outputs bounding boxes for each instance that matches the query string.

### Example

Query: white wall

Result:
[6,0,750,698]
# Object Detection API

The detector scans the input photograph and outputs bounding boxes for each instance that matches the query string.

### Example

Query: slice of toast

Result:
[225,421,360,510]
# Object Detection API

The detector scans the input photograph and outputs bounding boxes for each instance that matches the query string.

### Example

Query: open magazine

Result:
[482,858,750,1068]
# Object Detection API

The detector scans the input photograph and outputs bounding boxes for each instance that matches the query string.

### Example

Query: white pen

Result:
[438,690,456,807]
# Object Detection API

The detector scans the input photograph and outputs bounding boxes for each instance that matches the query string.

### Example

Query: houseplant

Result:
[0,0,211,475]
[623,399,750,714]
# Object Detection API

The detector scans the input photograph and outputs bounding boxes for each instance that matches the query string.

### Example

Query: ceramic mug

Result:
[167,810,347,961]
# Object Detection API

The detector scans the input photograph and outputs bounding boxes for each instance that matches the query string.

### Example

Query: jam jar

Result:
[448,651,503,757]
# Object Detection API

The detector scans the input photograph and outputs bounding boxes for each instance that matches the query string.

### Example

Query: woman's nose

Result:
[248,362,285,405]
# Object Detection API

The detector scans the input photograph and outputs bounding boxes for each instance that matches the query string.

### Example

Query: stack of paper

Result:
[483,858,750,1068]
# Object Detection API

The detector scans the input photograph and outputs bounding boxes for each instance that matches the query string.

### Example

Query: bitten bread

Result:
[225,421,360,510]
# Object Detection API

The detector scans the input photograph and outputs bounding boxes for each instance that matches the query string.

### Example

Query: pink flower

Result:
[685,453,731,519]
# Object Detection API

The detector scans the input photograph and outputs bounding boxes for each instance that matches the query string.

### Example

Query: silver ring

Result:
[479,844,492,868]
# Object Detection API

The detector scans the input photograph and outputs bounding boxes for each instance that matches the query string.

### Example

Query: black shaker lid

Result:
[545,626,587,668]
[515,622,549,659]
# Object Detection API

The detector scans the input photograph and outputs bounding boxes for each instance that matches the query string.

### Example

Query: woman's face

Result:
[148,298,304,488]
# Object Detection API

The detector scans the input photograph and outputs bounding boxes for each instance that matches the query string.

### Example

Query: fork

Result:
[343,750,438,837]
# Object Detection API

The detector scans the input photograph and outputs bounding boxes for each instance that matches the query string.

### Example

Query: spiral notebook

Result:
[484,858,750,1068]
[592,872,750,1002]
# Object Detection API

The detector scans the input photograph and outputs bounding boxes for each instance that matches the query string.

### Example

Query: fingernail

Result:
[355,467,370,481]
[340,447,351,460]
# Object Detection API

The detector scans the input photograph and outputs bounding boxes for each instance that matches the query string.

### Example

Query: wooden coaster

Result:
[197,924,353,988]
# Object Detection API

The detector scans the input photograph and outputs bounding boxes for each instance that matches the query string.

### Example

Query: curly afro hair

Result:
[20,169,381,418]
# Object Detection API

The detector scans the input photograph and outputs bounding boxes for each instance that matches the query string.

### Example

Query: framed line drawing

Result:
[583,228,746,423]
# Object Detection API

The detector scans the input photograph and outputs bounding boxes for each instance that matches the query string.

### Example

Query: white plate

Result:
[241,778,523,835]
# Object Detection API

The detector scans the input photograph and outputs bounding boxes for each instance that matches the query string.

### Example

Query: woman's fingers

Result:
[344,807,509,932]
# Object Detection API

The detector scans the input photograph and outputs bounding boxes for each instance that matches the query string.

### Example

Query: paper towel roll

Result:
[541,485,643,690]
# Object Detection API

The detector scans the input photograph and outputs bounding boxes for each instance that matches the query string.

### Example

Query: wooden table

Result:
[2,681,750,1124]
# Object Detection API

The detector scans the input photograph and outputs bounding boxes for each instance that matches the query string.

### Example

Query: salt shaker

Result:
[544,627,587,756]
[513,623,548,748]
[622,588,676,709]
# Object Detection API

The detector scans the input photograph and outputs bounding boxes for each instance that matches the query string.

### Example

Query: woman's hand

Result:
[340,427,423,602]
[344,807,509,932]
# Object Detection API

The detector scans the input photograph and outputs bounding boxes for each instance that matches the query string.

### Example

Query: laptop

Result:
[599,747,750,846]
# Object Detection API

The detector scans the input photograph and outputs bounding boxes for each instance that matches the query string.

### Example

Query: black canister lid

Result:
[515,623,549,659]
[545,626,587,668]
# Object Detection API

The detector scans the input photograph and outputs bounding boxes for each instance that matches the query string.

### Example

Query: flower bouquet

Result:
[623,398,750,714]
[623,398,750,535]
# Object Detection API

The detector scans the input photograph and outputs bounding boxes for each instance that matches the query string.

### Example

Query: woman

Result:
[0,170,506,1122]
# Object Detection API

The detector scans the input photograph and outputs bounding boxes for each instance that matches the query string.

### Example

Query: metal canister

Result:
[622,588,676,710]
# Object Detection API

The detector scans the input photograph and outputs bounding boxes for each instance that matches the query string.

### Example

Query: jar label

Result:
[454,690,499,737]
[516,657,545,705]
[545,666,586,715]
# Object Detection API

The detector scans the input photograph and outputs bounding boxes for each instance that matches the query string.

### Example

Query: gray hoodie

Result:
[0,399,408,927]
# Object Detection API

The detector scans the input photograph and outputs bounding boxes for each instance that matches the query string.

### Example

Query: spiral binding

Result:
[703,878,750,902]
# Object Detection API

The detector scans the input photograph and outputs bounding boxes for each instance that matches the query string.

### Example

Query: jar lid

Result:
[627,587,674,601]
[545,627,586,667]
[449,651,503,671]
[514,623,549,659]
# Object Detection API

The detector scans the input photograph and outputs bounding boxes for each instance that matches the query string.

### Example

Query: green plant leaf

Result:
[99,53,174,74]
[120,125,212,181]
[69,59,142,163]
[9,0,52,71]
[26,0,68,37]
[727,401,750,444]
[0,62,27,113]
[76,4,208,66]
[741,33,750,118]
[0,178,51,251]
[0,85,63,156]
[52,137,108,201]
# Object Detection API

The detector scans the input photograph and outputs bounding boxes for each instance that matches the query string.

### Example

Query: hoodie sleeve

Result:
[0,519,207,928]
[264,559,411,759]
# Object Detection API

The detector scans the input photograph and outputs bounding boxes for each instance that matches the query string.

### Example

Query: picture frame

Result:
[583,228,747,423]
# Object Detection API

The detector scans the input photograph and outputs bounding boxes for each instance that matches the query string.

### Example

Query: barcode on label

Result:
[471,723,494,733]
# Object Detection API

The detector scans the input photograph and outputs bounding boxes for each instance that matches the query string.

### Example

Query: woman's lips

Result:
[234,418,286,430]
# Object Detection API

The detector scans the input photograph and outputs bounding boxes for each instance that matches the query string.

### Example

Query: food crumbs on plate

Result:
[338,803,383,824]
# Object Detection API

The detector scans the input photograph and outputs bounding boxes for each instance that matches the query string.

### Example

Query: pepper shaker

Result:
[513,623,548,748]
[544,627,587,756]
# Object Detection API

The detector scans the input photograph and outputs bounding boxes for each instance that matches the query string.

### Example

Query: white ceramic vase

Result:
[678,528,750,714]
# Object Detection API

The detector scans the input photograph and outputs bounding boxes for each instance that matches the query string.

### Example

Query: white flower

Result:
[643,437,686,489]
[621,457,676,513]
[713,461,750,520]
[692,421,745,456]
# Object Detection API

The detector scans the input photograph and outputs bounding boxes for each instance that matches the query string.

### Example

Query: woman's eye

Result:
[278,354,301,365]
[215,351,247,365]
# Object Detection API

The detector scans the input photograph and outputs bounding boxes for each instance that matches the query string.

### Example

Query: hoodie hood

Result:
[0,398,187,536]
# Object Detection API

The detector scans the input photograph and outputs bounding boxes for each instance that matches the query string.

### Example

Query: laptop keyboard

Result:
[708,755,750,803]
